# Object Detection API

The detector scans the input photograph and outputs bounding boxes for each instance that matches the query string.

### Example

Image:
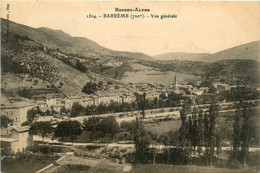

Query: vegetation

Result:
[230,101,254,167]
[29,121,53,142]
[83,116,119,141]
[133,118,151,163]
[27,107,42,124]
[1,153,59,173]
[70,102,84,117]
[82,82,97,94]
[1,115,13,128]
[54,120,82,143]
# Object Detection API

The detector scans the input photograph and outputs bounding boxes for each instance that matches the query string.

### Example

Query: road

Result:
[34,135,260,153]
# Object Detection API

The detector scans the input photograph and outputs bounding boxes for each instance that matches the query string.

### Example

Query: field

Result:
[144,120,181,135]
[1,155,60,173]
[121,63,200,84]
[44,155,124,173]
[129,164,256,173]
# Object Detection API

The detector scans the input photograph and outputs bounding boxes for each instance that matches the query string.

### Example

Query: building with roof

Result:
[1,126,31,154]
[0,102,34,125]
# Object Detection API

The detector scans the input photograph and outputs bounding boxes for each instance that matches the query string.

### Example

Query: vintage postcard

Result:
[0,1,260,173]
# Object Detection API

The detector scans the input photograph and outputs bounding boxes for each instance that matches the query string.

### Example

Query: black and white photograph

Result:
[0,1,260,172]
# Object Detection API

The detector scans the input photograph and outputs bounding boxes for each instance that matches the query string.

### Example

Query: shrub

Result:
[169,109,175,112]
[227,159,242,169]
[27,143,62,154]
[57,164,91,173]
[215,159,227,168]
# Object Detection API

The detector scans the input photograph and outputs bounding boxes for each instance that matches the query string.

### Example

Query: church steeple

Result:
[173,75,178,90]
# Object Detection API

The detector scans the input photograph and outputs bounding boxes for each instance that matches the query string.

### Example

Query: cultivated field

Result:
[121,63,200,84]
[144,120,181,135]
[130,164,257,173]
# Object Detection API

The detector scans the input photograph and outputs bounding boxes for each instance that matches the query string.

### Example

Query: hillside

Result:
[205,41,260,62]
[205,59,260,84]
[1,18,153,61]
[154,52,211,61]
[1,22,123,100]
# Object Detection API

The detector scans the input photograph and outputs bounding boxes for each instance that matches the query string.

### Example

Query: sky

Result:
[1,1,260,56]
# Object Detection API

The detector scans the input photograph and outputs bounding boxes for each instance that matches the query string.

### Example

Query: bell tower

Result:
[173,75,178,90]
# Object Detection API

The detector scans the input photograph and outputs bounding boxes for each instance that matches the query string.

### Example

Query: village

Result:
[1,74,259,155]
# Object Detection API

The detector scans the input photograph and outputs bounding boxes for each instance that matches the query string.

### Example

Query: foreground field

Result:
[1,155,60,173]
[130,164,257,173]
[144,120,181,135]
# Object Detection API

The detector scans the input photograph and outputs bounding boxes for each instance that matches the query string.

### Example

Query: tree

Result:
[60,106,68,114]
[83,116,101,141]
[197,110,204,165]
[27,107,41,124]
[200,80,216,94]
[99,116,119,140]
[133,118,151,163]
[107,81,112,85]
[215,132,222,156]
[232,109,242,160]
[153,97,158,109]
[240,101,252,167]
[1,115,13,128]
[46,110,51,116]
[97,103,107,114]
[137,93,146,119]
[54,120,82,143]
[120,121,135,133]
[191,108,199,161]
[70,103,84,117]
[203,112,210,165]
[75,59,87,72]
[179,104,189,150]
[97,81,103,88]
[208,103,219,165]
[82,82,97,94]
[29,121,53,142]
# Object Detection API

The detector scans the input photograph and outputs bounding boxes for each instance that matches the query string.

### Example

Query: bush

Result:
[169,109,175,112]
[21,121,30,126]
[57,164,91,173]
[215,159,227,168]
[227,159,242,169]
[27,143,62,154]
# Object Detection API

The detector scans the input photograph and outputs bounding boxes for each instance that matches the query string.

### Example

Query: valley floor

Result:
[130,164,257,173]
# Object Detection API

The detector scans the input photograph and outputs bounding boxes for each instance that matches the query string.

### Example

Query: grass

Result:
[129,164,256,173]
[122,67,199,84]
[57,164,91,173]
[1,155,59,173]
[144,120,181,135]
[88,159,124,173]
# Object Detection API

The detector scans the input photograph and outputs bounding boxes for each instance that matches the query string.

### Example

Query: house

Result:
[145,92,160,102]
[35,100,47,108]
[0,102,34,125]
[121,94,136,103]
[46,98,57,108]
[81,97,94,107]
[180,95,197,104]
[199,87,210,94]
[1,126,31,154]
[98,93,122,105]
[213,82,230,92]
[65,95,82,109]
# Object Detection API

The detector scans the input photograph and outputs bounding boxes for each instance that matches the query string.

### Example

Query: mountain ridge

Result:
[1,18,153,61]
[154,41,260,62]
